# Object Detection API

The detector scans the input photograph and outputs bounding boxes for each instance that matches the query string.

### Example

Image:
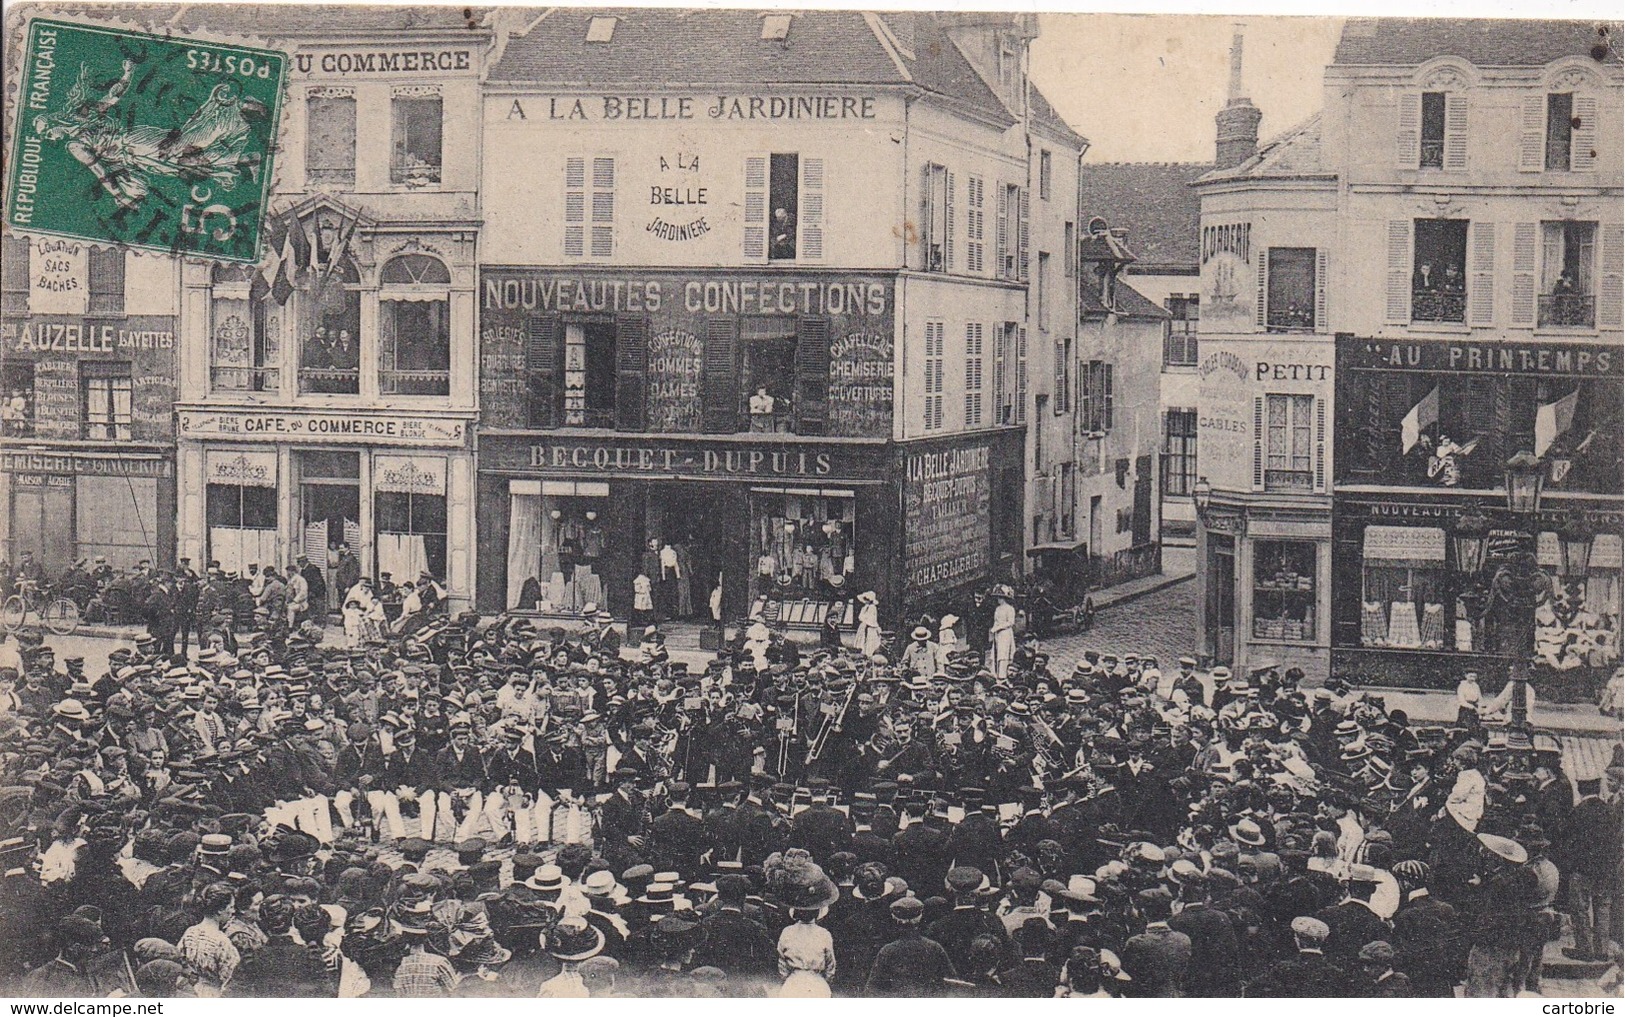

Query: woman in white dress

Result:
[341,578,374,648]
[855,591,882,657]
[989,586,1017,679]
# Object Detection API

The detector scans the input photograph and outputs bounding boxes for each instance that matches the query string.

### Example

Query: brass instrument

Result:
[805,680,858,766]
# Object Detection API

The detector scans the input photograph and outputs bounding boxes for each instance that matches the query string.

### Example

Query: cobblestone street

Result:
[1041,575,1199,667]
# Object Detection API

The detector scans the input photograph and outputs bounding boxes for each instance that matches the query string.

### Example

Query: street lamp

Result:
[1192,476,1212,520]
[1559,515,1595,580]
[1504,451,1545,513]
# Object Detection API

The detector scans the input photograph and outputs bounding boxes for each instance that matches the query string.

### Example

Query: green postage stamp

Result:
[6,17,285,262]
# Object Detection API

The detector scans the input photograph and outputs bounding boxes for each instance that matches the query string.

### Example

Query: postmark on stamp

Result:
[6,17,285,262]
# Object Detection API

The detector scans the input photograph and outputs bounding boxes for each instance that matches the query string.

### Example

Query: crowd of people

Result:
[0,589,1620,999]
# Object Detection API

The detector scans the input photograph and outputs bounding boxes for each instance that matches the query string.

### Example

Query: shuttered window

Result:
[966,176,985,274]
[800,157,824,261]
[923,320,944,431]
[1601,224,1624,329]
[743,155,767,263]
[1468,222,1496,326]
[1511,222,1540,327]
[964,322,984,428]
[701,319,739,433]
[615,315,648,431]
[525,316,563,428]
[794,316,830,434]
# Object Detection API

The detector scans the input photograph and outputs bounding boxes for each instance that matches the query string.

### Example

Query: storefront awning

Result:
[1363,525,1445,564]
[1027,539,1088,555]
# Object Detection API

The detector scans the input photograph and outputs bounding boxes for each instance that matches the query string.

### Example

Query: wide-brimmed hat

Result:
[524,863,569,892]
[545,915,606,961]
[778,864,840,911]
[52,699,91,722]
[857,591,878,605]
[1229,818,1267,847]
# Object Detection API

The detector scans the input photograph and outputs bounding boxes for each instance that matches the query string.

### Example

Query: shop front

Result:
[175,407,474,609]
[476,434,894,627]
[1331,494,1623,694]
[0,311,178,571]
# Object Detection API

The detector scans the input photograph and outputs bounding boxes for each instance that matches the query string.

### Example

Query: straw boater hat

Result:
[544,916,605,962]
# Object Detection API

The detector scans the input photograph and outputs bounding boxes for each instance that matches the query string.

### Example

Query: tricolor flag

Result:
[1401,386,1439,454]
[1535,388,1580,457]
[252,212,312,306]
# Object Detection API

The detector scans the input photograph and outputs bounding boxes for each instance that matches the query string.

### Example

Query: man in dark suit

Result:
[865,895,957,997]
[382,728,434,789]
[691,875,775,978]
[926,865,1010,962]
[1558,776,1623,960]
[434,721,487,788]
[893,802,952,895]
[1315,865,1392,965]
[649,782,707,875]
[1245,916,1347,997]
[1167,863,1240,996]
[1389,860,1465,997]
[791,779,854,858]
[1120,889,1193,997]
[1355,940,1414,997]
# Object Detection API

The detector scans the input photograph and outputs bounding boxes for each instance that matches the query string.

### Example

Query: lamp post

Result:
[1558,514,1595,581]
[1500,452,1548,752]
[1192,476,1212,523]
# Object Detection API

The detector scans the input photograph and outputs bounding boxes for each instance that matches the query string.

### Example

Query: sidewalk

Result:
[1088,546,1196,612]
[1377,687,1623,739]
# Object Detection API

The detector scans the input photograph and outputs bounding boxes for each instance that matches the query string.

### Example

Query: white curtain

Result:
[507,493,543,609]
[377,533,428,585]
[303,521,329,566]
[210,527,278,576]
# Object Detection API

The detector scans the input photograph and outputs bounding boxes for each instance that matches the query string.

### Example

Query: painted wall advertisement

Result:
[0,315,178,442]
[1201,221,1254,332]
[903,442,991,597]
[1197,339,1333,491]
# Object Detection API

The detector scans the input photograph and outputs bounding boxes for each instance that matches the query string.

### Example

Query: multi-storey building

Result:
[473,10,1084,626]
[1195,17,1623,684]
[168,8,488,608]
[0,235,180,571]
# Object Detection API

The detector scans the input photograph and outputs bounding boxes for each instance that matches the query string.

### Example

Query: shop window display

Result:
[506,481,609,612]
[1535,532,1622,673]
[1358,526,1449,650]
[741,317,796,432]
[1253,540,1316,642]
[749,490,855,626]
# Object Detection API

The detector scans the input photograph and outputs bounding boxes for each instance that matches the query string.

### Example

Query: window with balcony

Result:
[82,361,132,441]
[1411,219,1468,323]
[210,264,278,393]
[306,90,357,187]
[299,257,361,395]
[1162,408,1197,497]
[379,254,451,396]
[743,153,823,263]
[1539,220,1596,328]
[1419,91,1446,170]
[391,93,442,188]
[1265,247,1316,331]
[1164,294,1199,366]
[1264,393,1314,491]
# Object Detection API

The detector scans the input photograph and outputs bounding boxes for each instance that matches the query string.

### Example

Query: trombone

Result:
[805,681,858,766]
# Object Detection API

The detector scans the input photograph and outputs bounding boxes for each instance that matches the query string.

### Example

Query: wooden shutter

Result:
[996,181,1009,278]
[1395,90,1421,169]
[1016,325,1028,423]
[1443,93,1469,171]
[701,318,739,433]
[1017,187,1030,281]
[1315,397,1327,491]
[88,248,125,315]
[945,171,955,272]
[1572,95,1598,172]
[526,315,563,428]
[1252,396,1264,489]
[1601,222,1624,329]
[1315,249,1329,333]
[920,164,936,270]
[1511,222,1538,327]
[794,316,830,435]
[1102,362,1113,431]
[590,157,615,258]
[563,157,586,258]
[800,157,824,261]
[614,315,648,432]
[742,156,767,263]
[1256,249,1269,329]
[1468,221,1496,326]
[1517,94,1545,172]
[1385,220,1413,324]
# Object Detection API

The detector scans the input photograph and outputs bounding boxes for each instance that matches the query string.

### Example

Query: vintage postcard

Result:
[0,1,1620,1002]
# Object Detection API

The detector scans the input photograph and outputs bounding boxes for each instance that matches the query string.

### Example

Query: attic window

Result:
[761,14,792,40]
[586,16,617,43]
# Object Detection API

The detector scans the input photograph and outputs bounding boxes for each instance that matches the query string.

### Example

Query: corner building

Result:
[477,11,1083,626]
[168,8,487,609]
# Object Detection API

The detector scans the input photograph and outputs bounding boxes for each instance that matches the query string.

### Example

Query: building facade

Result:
[1195,17,1623,685]
[1325,19,1623,692]
[0,237,180,571]
[170,9,487,609]
[474,11,1082,627]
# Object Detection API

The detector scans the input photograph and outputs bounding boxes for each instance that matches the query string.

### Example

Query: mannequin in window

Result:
[749,386,777,432]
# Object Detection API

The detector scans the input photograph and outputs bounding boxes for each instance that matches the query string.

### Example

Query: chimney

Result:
[1214,23,1263,169]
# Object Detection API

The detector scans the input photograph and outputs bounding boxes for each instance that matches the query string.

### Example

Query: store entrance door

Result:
[1205,535,1236,666]
[645,484,726,621]
[297,451,361,580]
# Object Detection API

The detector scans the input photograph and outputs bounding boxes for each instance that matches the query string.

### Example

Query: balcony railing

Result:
[1420,138,1445,169]
[1538,293,1596,328]
[211,366,281,394]
[380,369,451,396]
[1266,306,1315,332]
[1264,468,1314,493]
[299,368,360,395]
[1412,289,1466,323]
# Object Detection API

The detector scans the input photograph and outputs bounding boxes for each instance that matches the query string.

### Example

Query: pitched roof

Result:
[1077,162,1209,272]
[492,9,901,87]
[1027,83,1088,150]
[1081,275,1170,320]
[1333,18,1620,68]
[1198,113,1328,183]
[887,13,1015,127]
[49,3,488,36]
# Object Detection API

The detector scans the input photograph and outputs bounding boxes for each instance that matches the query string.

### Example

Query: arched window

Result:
[300,256,362,394]
[209,263,278,393]
[378,254,451,396]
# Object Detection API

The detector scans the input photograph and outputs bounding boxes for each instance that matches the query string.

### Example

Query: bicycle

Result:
[1,578,80,636]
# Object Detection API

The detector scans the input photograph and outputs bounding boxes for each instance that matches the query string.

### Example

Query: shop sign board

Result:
[902,443,991,596]
[1,450,172,478]
[1342,338,1622,378]
[508,438,887,483]
[179,409,467,446]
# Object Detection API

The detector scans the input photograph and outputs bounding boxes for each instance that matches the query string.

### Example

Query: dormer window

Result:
[761,13,792,40]
[586,16,617,43]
